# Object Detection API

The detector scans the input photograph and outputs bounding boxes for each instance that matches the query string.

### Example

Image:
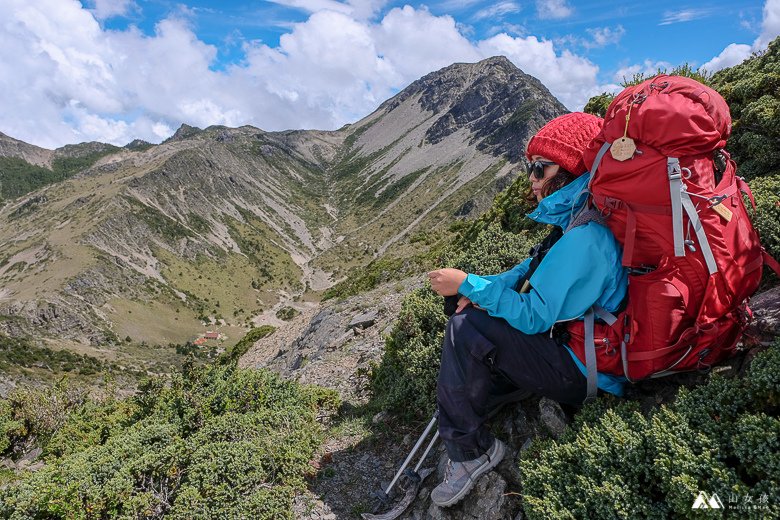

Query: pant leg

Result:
[437,306,586,461]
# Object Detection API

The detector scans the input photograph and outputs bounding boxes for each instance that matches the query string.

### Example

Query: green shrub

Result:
[2,419,188,519]
[369,287,446,417]
[44,397,139,459]
[710,38,780,181]
[0,145,119,201]
[443,221,539,276]
[748,174,780,266]
[520,344,780,519]
[275,306,300,321]
[0,401,23,456]
[1,381,88,453]
[216,325,275,366]
[459,175,543,242]
[0,328,339,519]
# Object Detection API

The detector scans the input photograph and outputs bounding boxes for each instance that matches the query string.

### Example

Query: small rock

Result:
[520,438,534,451]
[19,447,42,463]
[21,461,44,472]
[372,411,389,424]
[348,311,378,330]
[539,398,569,439]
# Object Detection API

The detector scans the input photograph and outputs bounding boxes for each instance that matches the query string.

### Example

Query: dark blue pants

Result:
[437,298,587,461]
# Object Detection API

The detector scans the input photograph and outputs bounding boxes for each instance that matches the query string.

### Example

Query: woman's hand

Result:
[427,268,468,297]
[456,296,483,313]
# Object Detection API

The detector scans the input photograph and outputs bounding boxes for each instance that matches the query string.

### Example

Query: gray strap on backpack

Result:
[593,304,618,326]
[668,157,718,275]
[680,192,718,275]
[583,304,617,405]
[668,157,686,257]
[587,141,612,191]
[583,308,598,404]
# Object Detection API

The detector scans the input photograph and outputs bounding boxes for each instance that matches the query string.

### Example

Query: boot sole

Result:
[433,440,506,508]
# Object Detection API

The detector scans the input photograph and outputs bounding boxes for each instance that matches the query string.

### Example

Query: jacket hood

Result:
[526,173,590,229]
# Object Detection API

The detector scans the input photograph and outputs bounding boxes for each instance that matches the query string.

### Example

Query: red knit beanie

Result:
[526,112,603,177]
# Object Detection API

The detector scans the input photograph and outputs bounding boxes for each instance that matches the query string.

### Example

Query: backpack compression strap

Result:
[587,143,719,274]
[583,304,618,404]
[668,157,718,275]
[587,141,612,191]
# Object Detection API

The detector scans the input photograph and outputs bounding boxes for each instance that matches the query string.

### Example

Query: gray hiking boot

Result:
[430,438,506,507]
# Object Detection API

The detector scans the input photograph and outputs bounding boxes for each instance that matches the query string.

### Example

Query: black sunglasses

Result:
[528,160,557,180]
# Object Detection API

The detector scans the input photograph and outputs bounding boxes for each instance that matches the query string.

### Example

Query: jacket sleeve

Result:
[477,258,532,290]
[457,226,613,334]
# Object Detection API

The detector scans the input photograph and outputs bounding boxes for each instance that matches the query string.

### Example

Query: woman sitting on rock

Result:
[426,112,628,508]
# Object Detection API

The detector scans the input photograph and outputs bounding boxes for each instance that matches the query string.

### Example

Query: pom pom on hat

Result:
[526,112,603,176]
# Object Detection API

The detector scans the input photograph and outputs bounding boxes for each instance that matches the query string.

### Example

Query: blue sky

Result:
[109,0,765,76]
[0,0,776,148]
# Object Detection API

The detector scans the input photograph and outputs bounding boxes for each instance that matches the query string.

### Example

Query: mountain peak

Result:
[375,55,566,161]
[167,123,203,142]
[0,131,53,167]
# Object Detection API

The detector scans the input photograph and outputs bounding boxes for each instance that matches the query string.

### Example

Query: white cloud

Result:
[473,2,521,21]
[0,1,607,148]
[584,25,625,49]
[88,0,138,20]
[659,8,713,25]
[478,34,599,109]
[613,60,673,83]
[267,0,389,19]
[536,0,572,20]
[700,43,753,73]
[374,6,481,80]
[266,0,353,16]
[755,0,780,48]
[699,0,780,74]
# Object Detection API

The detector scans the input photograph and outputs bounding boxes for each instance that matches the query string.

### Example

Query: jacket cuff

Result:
[458,273,487,299]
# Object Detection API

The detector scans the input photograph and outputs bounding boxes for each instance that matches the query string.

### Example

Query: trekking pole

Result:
[363,411,440,520]
[382,410,438,498]
[412,429,439,475]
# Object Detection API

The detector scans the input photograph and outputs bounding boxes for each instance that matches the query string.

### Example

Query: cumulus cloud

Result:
[478,34,600,109]
[614,60,673,83]
[88,0,138,20]
[0,1,606,148]
[700,43,753,73]
[755,0,780,48]
[584,25,625,49]
[699,0,780,74]
[536,0,572,20]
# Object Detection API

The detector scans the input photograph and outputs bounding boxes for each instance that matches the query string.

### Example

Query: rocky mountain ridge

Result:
[0,56,567,348]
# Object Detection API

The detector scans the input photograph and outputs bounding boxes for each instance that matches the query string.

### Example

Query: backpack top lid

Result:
[592,74,732,161]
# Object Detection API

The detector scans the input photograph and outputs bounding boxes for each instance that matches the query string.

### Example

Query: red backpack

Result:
[566,75,779,388]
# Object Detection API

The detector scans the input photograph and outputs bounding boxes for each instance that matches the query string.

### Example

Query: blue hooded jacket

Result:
[457,173,628,396]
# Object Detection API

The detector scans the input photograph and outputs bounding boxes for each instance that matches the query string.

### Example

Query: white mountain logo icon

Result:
[692,491,724,509]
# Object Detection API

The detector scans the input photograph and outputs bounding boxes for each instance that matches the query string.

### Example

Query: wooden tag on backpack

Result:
[610,137,636,161]
[711,201,733,222]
